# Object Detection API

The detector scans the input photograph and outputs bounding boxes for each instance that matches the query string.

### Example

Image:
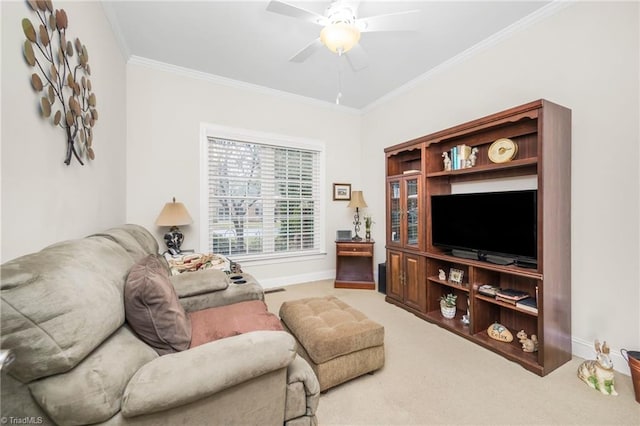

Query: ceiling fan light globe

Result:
[320,23,361,54]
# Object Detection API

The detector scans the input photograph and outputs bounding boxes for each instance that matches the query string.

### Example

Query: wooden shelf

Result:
[426,157,537,178]
[426,252,542,279]
[384,99,572,376]
[424,310,470,336]
[388,170,422,179]
[386,144,424,177]
[475,294,538,317]
[473,329,541,375]
[426,276,470,293]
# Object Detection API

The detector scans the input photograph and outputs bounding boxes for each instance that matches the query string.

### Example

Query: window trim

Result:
[199,123,326,263]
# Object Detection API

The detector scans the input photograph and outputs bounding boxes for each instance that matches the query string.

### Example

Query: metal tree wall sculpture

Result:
[22,0,98,165]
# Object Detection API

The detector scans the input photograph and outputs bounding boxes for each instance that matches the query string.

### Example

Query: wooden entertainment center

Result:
[384,99,571,376]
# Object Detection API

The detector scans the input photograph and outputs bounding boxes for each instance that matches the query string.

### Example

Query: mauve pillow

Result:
[189,300,283,348]
[124,255,191,355]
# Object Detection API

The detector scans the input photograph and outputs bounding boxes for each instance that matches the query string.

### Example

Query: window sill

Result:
[228,251,327,267]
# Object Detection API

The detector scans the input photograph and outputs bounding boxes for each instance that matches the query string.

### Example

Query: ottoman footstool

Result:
[279,296,385,392]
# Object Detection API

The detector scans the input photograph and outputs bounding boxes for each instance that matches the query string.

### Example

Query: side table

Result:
[335,240,375,290]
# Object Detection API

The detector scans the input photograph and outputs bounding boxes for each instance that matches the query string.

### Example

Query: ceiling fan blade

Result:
[266,0,326,26]
[345,43,368,72]
[358,10,421,32]
[289,38,323,63]
[349,0,361,13]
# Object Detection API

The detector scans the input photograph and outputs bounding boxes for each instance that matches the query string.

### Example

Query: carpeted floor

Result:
[265,280,640,425]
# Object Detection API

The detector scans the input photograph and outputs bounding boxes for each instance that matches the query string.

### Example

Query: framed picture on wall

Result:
[333,183,351,201]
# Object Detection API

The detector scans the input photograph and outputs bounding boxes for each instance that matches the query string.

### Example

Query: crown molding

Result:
[127,56,362,115]
[362,1,574,113]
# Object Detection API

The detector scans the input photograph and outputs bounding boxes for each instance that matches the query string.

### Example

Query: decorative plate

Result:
[488,138,518,163]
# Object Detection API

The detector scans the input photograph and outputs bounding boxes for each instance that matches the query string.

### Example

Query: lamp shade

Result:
[320,23,361,54]
[155,197,193,227]
[348,191,367,209]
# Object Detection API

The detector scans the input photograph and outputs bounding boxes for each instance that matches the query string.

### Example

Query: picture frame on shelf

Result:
[336,230,352,241]
[448,268,464,285]
[333,183,351,201]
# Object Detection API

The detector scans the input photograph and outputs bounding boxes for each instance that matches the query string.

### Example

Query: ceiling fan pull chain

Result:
[336,54,344,104]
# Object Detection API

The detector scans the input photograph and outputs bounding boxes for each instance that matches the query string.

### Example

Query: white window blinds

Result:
[207,137,321,259]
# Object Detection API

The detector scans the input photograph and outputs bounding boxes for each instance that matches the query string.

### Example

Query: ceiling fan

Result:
[266,0,420,71]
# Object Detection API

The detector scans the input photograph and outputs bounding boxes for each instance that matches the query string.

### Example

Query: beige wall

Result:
[361,1,639,369]
[126,60,362,286]
[1,1,127,262]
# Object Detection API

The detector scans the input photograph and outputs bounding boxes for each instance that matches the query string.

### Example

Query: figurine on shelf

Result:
[438,269,446,280]
[461,297,470,325]
[516,330,539,353]
[577,340,618,395]
[487,322,513,342]
[442,152,452,171]
[466,147,479,168]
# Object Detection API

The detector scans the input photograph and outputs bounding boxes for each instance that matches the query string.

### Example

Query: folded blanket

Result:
[165,253,241,275]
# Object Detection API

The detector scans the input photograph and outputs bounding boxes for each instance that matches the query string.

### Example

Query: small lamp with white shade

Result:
[155,197,193,255]
[347,190,367,241]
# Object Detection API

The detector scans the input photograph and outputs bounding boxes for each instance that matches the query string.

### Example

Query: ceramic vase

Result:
[440,301,456,319]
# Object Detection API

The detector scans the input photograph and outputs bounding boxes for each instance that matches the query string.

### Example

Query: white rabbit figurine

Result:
[438,269,446,280]
[467,147,479,167]
[577,340,617,395]
[442,152,452,171]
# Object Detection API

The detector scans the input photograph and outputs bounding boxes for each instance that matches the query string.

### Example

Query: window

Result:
[202,125,324,261]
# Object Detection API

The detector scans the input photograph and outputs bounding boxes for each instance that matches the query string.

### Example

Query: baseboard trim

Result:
[258,270,335,290]
[572,336,631,376]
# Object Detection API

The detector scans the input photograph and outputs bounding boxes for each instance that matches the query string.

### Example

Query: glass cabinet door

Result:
[389,181,401,244]
[405,178,420,247]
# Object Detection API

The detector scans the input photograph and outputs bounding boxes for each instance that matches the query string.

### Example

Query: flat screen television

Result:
[431,190,538,267]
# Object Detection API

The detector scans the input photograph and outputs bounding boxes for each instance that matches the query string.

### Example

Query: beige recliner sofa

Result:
[0,224,319,425]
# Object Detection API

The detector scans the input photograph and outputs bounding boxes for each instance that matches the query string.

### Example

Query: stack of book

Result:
[495,288,530,305]
[449,144,471,170]
[477,286,539,313]
[515,297,538,314]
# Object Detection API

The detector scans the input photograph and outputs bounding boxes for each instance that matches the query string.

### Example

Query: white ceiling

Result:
[104,1,551,110]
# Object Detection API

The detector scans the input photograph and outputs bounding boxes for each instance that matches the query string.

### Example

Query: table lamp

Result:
[347,191,367,241]
[155,197,193,254]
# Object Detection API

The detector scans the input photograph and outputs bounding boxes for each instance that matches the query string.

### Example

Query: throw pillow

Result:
[124,254,191,355]
[189,300,283,348]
